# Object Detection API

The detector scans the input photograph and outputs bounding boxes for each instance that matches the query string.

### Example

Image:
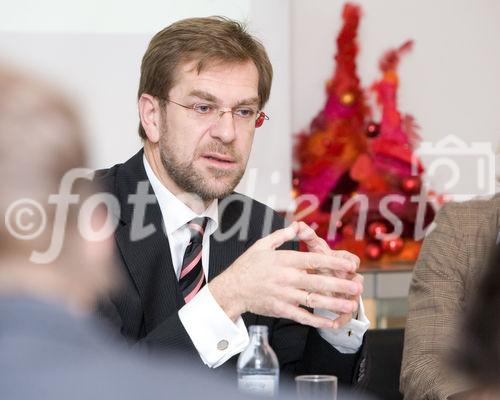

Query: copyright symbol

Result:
[5,199,47,240]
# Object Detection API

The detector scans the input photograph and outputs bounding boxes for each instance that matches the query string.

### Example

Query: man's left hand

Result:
[295,221,364,328]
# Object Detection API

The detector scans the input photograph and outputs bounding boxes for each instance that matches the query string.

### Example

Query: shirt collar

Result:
[143,154,218,236]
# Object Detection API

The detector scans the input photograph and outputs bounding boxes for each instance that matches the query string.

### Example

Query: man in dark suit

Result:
[96,16,369,384]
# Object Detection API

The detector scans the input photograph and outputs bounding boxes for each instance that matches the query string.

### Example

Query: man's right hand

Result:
[208,222,362,329]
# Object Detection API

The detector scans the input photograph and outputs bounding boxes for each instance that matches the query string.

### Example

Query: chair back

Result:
[356,328,405,400]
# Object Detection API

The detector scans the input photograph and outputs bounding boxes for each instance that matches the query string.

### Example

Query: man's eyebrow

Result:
[235,97,260,107]
[187,90,259,107]
[187,90,219,103]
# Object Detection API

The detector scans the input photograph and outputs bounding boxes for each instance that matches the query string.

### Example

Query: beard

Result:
[159,126,246,202]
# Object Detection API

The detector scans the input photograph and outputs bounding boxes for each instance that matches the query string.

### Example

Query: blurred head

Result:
[0,65,118,312]
[137,17,273,204]
[453,242,500,398]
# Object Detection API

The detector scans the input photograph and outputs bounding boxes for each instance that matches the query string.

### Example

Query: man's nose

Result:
[210,110,236,143]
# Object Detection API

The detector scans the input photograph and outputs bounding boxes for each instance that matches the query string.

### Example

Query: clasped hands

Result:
[209,221,363,330]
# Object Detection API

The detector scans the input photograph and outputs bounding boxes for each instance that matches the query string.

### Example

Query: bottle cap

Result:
[249,325,268,335]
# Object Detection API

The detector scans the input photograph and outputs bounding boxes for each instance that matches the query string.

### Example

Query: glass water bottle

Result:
[237,325,279,397]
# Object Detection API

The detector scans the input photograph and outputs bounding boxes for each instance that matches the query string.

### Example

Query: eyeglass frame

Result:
[159,97,269,128]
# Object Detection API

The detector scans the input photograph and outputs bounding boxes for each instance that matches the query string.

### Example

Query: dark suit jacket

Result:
[95,149,361,384]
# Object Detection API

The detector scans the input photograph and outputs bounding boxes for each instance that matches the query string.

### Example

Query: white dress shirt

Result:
[143,156,369,368]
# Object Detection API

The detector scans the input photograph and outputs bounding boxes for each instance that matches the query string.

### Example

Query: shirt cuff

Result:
[314,297,370,354]
[178,285,249,368]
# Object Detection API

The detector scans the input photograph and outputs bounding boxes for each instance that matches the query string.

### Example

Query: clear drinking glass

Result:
[295,375,337,400]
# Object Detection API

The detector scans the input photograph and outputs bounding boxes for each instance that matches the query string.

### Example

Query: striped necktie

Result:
[179,217,208,303]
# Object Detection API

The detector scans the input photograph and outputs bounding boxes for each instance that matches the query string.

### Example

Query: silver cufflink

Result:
[217,339,229,350]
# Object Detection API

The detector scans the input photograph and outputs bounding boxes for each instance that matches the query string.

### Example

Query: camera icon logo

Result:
[413,135,496,201]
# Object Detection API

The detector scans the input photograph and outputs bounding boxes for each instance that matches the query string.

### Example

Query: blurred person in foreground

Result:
[0,64,253,400]
[451,242,500,400]
[96,16,369,385]
[400,194,500,400]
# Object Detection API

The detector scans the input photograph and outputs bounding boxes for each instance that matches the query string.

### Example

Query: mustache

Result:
[197,142,241,162]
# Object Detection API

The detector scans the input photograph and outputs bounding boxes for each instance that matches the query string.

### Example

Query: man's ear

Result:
[138,93,162,143]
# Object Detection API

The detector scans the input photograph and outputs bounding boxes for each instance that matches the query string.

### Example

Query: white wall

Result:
[1,0,498,208]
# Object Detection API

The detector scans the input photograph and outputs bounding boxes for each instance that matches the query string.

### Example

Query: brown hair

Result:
[137,16,273,139]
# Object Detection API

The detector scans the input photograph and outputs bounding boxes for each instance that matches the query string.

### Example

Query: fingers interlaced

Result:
[296,222,332,253]
[246,222,364,330]
[287,289,357,315]
[281,251,357,274]
[333,250,361,270]
[256,222,299,250]
[275,301,335,329]
[298,272,361,297]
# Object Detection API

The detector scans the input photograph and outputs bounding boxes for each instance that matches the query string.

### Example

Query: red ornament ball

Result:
[401,176,422,194]
[340,92,355,106]
[382,237,404,254]
[341,223,355,238]
[367,221,388,239]
[365,242,382,260]
[322,138,332,148]
[366,122,380,138]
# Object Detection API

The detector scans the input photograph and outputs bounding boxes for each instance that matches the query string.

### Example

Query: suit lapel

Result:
[113,150,184,333]
[208,193,249,281]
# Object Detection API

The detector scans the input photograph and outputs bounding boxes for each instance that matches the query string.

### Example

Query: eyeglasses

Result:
[163,98,269,128]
